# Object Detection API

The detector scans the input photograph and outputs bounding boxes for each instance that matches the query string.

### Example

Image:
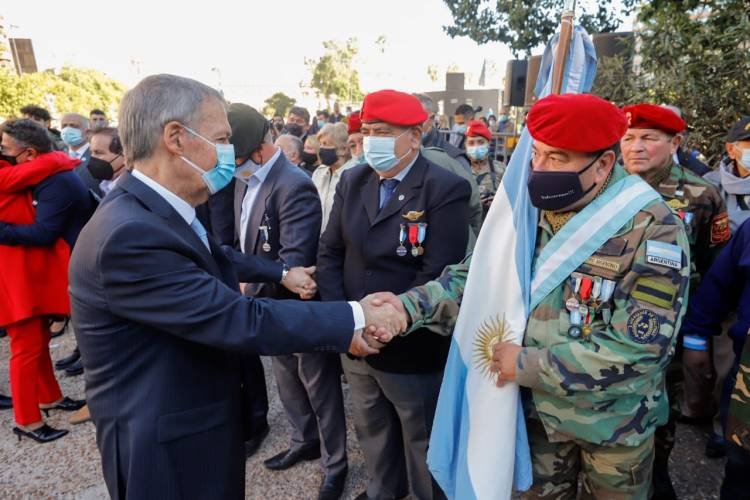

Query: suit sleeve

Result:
[0,177,76,246]
[221,245,283,284]
[208,179,237,246]
[409,177,470,287]
[276,178,322,267]
[316,172,349,301]
[681,221,747,348]
[98,220,354,355]
[516,219,691,402]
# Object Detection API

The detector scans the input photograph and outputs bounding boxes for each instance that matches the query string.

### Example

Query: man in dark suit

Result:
[60,112,102,198]
[229,103,349,500]
[317,90,471,500]
[69,74,401,500]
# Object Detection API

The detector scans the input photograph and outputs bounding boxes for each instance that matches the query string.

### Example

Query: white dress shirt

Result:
[68,142,90,160]
[237,148,281,252]
[312,158,357,234]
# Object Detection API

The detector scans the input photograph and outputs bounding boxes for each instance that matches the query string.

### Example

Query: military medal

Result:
[600,280,616,302]
[416,223,427,256]
[601,305,612,325]
[565,297,579,312]
[407,224,420,257]
[260,215,271,252]
[397,224,408,257]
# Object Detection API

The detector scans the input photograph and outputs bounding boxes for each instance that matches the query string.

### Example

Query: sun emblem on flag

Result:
[473,314,512,381]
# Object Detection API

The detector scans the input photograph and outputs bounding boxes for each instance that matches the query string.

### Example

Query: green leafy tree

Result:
[594,0,750,165]
[307,38,363,106]
[0,66,126,120]
[442,0,637,56]
[263,92,296,117]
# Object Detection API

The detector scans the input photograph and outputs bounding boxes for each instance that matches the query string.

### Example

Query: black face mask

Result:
[88,156,118,180]
[318,147,339,166]
[1,151,24,165]
[274,122,284,132]
[527,153,601,211]
[301,151,318,165]
[286,123,304,138]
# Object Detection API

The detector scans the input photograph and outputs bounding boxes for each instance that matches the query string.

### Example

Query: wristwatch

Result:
[280,264,290,283]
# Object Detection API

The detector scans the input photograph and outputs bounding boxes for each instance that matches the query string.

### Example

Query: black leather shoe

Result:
[0,393,12,410]
[705,432,728,459]
[318,468,348,500]
[65,359,84,377]
[13,424,68,443]
[244,423,270,458]
[41,397,86,416]
[263,443,321,471]
[55,349,80,370]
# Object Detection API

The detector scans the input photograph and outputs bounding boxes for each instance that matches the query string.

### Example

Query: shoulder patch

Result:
[627,309,661,344]
[632,277,678,309]
[711,212,731,244]
[645,240,682,270]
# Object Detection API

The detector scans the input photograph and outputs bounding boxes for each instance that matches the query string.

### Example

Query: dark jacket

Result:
[69,171,354,500]
[196,178,236,246]
[72,146,104,198]
[317,154,471,373]
[0,170,92,249]
[422,126,471,173]
[234,153,322,299]
[681,217,750,355]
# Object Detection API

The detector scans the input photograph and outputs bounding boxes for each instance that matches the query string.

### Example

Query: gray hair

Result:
[276,134,303,159]
[118,74,223,164]
[413,93,437,115]
[62,113,90,130]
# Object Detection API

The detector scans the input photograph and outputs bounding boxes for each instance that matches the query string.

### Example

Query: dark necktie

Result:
[379,179,400,210]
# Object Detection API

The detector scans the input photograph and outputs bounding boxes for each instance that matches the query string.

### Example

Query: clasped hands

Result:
[348,292,410,357]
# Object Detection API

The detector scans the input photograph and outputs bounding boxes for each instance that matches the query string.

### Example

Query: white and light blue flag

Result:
[427,25,599,499]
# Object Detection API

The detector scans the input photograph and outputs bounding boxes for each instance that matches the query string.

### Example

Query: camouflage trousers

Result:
[653,358,683,469]
[522,418,654,500]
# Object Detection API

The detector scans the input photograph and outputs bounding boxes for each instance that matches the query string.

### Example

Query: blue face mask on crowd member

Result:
[179,125,236,194]
[452,123,467,134]
[363,129,412,173]
[467,144,489,162]
[317,119,327,129]
[61,126,84,147]
[741,148,750,169]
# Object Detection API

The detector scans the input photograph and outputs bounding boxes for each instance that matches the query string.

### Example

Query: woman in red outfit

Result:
[0,120,86,442]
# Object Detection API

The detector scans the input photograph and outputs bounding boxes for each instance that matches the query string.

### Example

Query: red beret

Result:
[622,103,686,135]
[361,90,428,127]
[347,111,361,134]
[467,120,492,141]
[527,93,628,153]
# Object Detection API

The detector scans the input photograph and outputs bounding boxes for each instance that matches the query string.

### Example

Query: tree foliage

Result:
[263,92,296,118]
[594,0,750,165]
[442,0,637,56]
[0,66,126,120]
[307,38,363,105]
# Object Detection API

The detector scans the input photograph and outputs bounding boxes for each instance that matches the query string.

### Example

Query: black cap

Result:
[726,116,750,142]
[228,103,269,158]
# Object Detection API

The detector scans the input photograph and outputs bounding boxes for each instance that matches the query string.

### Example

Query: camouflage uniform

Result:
[728,334,750,450]
[400,165,691,498]
[471,160,505,221]
[646,160,731,488]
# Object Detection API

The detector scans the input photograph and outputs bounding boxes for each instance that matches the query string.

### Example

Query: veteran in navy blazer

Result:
[69,75,382,500]
[316,89,471,500]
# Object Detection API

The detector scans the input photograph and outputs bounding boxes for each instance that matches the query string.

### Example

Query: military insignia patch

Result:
[711,212,731,244]
[627,309,661,344]
[586,256,621,272]
[666,198,689,211]
[402,210,425,222]
[645,240,682,270]
[632,278,678,309]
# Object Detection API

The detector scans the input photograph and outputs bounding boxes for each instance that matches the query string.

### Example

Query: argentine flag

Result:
[426,26,599,499]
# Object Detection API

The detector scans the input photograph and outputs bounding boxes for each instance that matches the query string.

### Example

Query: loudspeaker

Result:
[592,32,634,72]
[503,60,527,108]
[524,55,543,107]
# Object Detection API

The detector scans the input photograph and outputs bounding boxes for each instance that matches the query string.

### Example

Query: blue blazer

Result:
[69,170,354,500]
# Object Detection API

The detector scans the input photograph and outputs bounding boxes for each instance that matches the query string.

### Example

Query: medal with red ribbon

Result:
[408,224,420,257]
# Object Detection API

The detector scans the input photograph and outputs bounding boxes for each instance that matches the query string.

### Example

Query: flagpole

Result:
[550,1,576,94]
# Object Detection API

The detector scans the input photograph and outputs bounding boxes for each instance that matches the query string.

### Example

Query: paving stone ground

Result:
[0,329,726,499]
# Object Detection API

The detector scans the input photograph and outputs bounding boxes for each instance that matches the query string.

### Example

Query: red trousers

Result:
[6,317,63,426]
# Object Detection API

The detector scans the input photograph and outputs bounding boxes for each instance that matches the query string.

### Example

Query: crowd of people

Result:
[0,73,748,500]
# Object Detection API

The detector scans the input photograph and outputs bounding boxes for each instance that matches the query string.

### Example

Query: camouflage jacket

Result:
[401,167,691,447]
[728,331,750,450]
[653,160,730,287]
[472,160,505,220]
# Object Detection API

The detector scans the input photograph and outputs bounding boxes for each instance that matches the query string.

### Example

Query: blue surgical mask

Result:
[355,153,365,164]
[453,123,467,134]
[180,125,236,194]
[61,126,84,147]
[317,119,327,128]
[741,148,750,169]
[467,144,489,161]
[363,130,412,173]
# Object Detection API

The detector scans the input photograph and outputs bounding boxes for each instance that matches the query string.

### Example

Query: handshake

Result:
[349,292,410,357]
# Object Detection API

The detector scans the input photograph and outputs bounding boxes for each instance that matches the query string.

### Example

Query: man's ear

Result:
[670,134,682,155]
[163,121,186,156]
[25,148,39,161]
